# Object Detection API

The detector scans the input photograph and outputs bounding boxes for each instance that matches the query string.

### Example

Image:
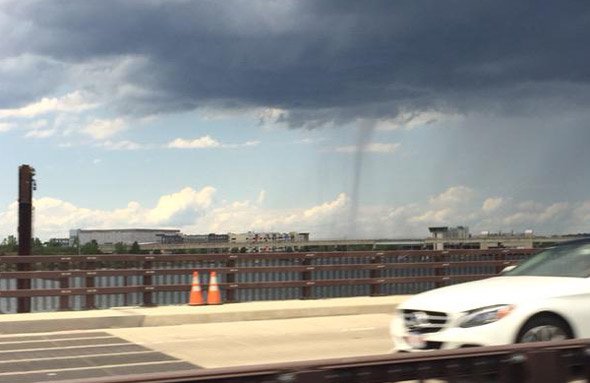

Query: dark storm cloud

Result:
[2,0,589,124]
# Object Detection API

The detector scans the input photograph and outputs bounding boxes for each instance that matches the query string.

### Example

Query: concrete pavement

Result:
[0,296,409,334]
[0,313,396,382]
[107,313,395,368]
[0,297,406,381]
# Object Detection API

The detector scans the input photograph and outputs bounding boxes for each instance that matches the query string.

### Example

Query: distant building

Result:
[47,238,70,247]
[429,226,470,240]
[70,228,181,246]
[182,234,210,243]
[182,233,229,243]
[429,226,470,250]
[426,226,536,250]
[157,233,184,244]
[208,233,230,242]
[228,231,309,243]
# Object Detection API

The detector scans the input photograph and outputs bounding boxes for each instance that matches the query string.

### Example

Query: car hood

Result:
[400,276,589,313]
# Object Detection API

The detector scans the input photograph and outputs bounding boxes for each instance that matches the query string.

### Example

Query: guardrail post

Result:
[301,255,314,299]
[225,256,237,303]
[59,276,69,310]
[123,261,129,307]
[84,259,96,310]
[59,259,70,311]
[143,257,155,306]
[434,252,446,289]
[16,262,31,313]
[495,251,505,274]
[370,253,384,296]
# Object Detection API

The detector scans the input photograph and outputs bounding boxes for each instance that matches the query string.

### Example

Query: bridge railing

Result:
[0,249,536,313]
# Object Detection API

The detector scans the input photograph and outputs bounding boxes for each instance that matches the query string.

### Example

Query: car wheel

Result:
[516,316,571,343]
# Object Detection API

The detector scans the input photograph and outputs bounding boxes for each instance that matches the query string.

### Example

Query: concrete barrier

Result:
[0,296,408,334]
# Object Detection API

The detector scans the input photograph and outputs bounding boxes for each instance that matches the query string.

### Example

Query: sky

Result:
[1,0,590,240]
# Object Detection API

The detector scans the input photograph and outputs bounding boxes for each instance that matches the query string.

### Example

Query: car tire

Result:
[516,316,572,343]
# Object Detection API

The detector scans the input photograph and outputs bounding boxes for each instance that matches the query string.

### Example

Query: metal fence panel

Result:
[0,249,536,313]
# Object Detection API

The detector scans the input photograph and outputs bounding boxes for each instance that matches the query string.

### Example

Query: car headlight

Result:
[459,304,515,328]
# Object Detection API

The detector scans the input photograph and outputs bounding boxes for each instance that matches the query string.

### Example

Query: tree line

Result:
[0,236,145,255]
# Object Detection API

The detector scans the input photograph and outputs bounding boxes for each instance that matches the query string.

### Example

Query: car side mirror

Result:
[500,265,516,274]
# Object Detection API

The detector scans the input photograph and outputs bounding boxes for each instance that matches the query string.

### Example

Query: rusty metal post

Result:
[123,261,129,307]
[59,258,70,311]
[434,252,445,289]
[495,251,506,275]
[17,164,35,313]
[369,253,384,296]
[225,257,237,303]
[84,260,97,310]
[301,254,315,299]
[143,257,155,306]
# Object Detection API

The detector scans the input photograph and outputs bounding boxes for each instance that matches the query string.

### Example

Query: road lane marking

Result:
[0,342,132,353]
[0,360,191,376]
[0,335,117,345]
[0,350,156,364]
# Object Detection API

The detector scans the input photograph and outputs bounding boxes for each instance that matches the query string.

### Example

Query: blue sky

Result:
[1,1,589,239]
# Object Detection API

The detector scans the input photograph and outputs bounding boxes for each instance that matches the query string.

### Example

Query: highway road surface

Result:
[0,314,394,382]
[109,313,394,368]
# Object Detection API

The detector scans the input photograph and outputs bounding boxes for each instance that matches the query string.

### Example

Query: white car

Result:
[390,239,590,351]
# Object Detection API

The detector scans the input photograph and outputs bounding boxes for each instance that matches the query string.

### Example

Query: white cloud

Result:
[146,187,216,224]
[25,129,57,138]
[83,118,126,140]
[571,201,590,231]
[0,122,15,132]
[168,135,220,149]
[295,137,326,145]
[256,190,266,204]
[0,187,217,239]
[503,202,571,226]
[0,188,351,240]
[539,202,570,222]
[334,142,400,154]
[409,207,453,224]
[482,197,503,212]
[429,186,475,206]
[97,140,142,150]
[167,135,260,149]
[29,119,49,129]
[518,201,544,211]
[405,186,480,228]
[195,192,349,234]
[303,193,347,219]
[0,185,585,241]
[224,140,260,148]
[0,91,96,119]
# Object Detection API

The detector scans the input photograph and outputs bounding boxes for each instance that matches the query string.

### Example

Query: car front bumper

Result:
[390,312,520,351]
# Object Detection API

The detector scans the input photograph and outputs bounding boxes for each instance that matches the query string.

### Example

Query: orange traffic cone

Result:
[207,271,222,305]
[188,271,204,306]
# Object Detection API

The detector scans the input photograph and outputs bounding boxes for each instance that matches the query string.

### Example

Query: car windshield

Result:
[504,242,590,278]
